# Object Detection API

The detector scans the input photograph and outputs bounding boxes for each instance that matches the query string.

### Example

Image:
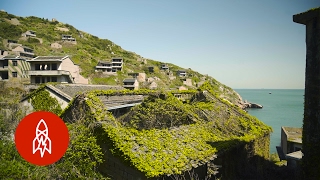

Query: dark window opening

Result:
[35,64,40,70]
[52,63,57,70]
[12,61,17,66]
[35,77,41,83]
[12,72,17,77]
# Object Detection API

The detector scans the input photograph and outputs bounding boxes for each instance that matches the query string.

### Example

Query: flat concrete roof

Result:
[282,127,302,144]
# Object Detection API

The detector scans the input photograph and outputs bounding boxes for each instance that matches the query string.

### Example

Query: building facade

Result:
[0,56,30,81]
[123,78,139,90]
[95,57,123,74]
[62,34,76,44]
[26,56,88,84]
[12,45,34,59]
[21,30,36,37]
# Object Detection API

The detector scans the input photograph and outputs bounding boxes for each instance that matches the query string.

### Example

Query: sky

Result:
[1,1,319,89]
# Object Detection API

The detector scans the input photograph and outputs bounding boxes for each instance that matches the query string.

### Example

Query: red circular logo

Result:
[15,111,69,166]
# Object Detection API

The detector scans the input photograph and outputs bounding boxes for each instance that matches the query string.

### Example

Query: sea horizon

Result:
[235,89,304,154]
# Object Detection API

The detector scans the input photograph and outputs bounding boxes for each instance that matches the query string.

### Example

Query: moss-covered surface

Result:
[296,7,320,16]
[61,83,272,178]
[25,84,62,115]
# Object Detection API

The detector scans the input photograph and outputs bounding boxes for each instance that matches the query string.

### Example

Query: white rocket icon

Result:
[33,119,52,158]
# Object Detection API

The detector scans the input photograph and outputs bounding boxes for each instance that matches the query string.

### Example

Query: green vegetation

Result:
[0,19,23,41]
[27,85,63,115]
[0,11,280,179]
[61,83,272,178]
[0,80,109,179]
[0,122,108,179]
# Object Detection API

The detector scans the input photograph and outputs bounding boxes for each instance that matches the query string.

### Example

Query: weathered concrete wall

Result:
[60,57,88,84]
[98,144,147,180]
[214,134,270,179]
[46,89,69,109]
[281,127,288,154]
[293,8,320,179]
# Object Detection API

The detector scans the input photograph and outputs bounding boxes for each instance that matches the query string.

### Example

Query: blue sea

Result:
[235,89,304,153]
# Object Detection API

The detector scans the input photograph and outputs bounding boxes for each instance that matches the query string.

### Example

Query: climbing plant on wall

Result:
[30,88,62,115]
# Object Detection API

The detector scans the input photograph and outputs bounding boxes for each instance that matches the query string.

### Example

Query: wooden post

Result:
[293,7,320,179]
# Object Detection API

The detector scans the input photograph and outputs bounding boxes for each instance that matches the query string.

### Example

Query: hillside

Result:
[0,11,244,107]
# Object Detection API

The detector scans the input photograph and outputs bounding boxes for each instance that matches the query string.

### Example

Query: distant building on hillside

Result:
[0,49,9,59]
[183,78,193,86]
[123,78,139,90]
[62,34,76,44]
[21,30,36,37]
[95,57,123,74]
[128,72,146,82]
[50,42,62,49]
[160,64,169,71]
[26,56,88,84]
[0,56,30,81]
[177,70,187,77]
[12,45,34,59]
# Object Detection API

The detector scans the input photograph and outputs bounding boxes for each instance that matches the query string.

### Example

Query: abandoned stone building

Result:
[26,56,88,84]
[59,88,271,180]
[123,78,139,90]
[0,55,30,81]
[95,58,123,74]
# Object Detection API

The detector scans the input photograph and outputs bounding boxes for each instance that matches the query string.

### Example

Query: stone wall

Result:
[214,134,270,179]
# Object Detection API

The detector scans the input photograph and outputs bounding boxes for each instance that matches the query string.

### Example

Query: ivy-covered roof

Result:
[62,83,272,178]
[52,84,124,99]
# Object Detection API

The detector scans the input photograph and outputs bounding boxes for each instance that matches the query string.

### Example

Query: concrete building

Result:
[12,45,34,59]
[278,127,302,168]
[0,56,30,81]
[177,70,187,77]
[281,127,302,155]
[95,58,123,74]
[21,30,36,37]
[0,49,9,59]
[128,72,146,82]
[183,78,193,86]
[50,42,62,49]
[123,78,139,90]
[26,56,88,84]
[62,34,76,43]
[160,64,169,71]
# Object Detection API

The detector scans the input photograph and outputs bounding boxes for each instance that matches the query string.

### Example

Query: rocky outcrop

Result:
[243,102,263,109]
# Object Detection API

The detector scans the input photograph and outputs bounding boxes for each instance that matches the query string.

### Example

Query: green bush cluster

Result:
[0,20,22,39]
